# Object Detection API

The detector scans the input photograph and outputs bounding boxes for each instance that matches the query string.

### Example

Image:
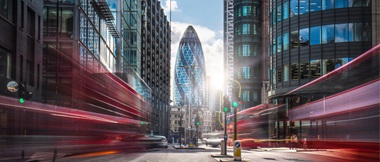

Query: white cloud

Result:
[170,21,224,95]
[162,0,180,14]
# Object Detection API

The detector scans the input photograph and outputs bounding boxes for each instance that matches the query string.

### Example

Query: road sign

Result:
[233,141,242,161]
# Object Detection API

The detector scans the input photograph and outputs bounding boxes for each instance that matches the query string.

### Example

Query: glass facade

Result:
[269,0,372,95]
[174,26,207,106]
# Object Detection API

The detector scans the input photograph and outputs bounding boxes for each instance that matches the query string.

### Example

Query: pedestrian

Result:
[303,138,307,150]
[293,134,298,150]
[289,134,293,150]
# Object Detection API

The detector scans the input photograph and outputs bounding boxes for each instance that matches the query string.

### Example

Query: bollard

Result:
[220,140,226,155]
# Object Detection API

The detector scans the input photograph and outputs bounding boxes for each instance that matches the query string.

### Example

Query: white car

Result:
[205,138,223,147]
[151,135,168,148]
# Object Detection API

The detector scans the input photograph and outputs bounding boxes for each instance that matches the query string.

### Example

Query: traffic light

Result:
[232,101,239,108]
[195,116,200,127]
[223,95,230,113]
[18,83,32,103]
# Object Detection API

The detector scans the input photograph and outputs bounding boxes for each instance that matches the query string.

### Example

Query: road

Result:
[15,144,371,162]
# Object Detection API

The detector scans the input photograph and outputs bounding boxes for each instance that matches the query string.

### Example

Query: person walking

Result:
[293,134,298,150]
[303,138,307,150]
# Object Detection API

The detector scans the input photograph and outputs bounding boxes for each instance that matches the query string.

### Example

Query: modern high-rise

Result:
[268,0,375,104]
[173,25,207,107]
[233,0,263,109]
[141,0,171,136]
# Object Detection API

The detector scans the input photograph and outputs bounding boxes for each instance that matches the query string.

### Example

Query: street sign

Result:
[233,141,242,161]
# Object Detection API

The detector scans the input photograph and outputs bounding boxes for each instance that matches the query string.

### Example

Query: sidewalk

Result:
[172,144,206,149]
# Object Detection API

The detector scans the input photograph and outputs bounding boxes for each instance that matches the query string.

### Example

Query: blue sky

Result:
[161,0,225,90]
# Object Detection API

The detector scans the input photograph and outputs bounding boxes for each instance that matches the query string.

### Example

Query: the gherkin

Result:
[174,25,207,107]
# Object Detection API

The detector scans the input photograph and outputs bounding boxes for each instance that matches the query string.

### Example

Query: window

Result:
[277,35,282,53]
[235,24,241,35]
[276,66,282,83]
[348,23,362,42]
[300,62,310,79]
[291,63,299,80]
[242,44,251,56]
[272,37,277,54]
[283,2,289,20]
[299,0,309,14]
[322,59,335,75]
[290,0,299,17]
[242,24,251,34]
[0,0,15,23]
[322,24,334,44]
[27,8,35,38]
[252,44,258,56]
[242,91,250,102]
[322,0,335,10]
[335,0,348,8]
[242,5,252,16]
[335,23,348,42]
[310,59,321,78]
[253,24,257,35]
[242,67,251,79]
[310,26,321,45]
[253,91,258,102]
[0,47,12,79]
[253,6,257,17]
[335,57,353,69]
[290,30,299,48]
[299,28,309,46]
[236,6,241,17]
[283,33,289,50]
[277,4,282,22]
[272,67,277,85]
[283,64,289,82]
[310,0,322,11]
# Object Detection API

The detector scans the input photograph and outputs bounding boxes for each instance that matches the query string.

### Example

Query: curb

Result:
[173,146,206,149]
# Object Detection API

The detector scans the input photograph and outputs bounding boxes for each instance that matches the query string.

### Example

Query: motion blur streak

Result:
[72,150,121,158]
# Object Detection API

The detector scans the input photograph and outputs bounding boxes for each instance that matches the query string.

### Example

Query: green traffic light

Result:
[232,101,238,107]
[19,98,25,104]
[223,107,228,112]
[196,122,200,125]
[140,121,145,125]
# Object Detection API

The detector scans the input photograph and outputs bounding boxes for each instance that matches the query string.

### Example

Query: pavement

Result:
[172,144,206,149]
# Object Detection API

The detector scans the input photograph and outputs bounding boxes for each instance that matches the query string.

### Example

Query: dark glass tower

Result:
[268,0,373,103]
[233,0,263,109]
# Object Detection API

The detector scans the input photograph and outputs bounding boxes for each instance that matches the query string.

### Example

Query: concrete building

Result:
[0,0,43,101]
[141,0,171,137]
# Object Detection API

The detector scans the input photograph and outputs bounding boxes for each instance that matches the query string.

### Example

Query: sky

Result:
[160,0,225,92]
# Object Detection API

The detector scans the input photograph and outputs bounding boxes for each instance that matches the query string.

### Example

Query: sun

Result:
[209,73,224,90]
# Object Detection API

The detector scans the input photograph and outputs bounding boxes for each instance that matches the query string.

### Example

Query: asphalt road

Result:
[17,144,373,162]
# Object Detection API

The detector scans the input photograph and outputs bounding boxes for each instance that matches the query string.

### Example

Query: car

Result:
[152,135,168,148]
[205,137,223,147]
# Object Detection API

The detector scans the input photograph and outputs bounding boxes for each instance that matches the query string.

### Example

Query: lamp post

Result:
[179,101,184,147]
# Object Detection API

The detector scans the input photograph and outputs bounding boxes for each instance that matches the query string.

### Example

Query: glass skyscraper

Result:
[174,26,207,107]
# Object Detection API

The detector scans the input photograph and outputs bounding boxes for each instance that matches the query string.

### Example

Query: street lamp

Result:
[179,100,185,147]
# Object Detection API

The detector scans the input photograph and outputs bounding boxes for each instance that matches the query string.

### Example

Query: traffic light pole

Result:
[223,111,227,155]
[234,107,237,141]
